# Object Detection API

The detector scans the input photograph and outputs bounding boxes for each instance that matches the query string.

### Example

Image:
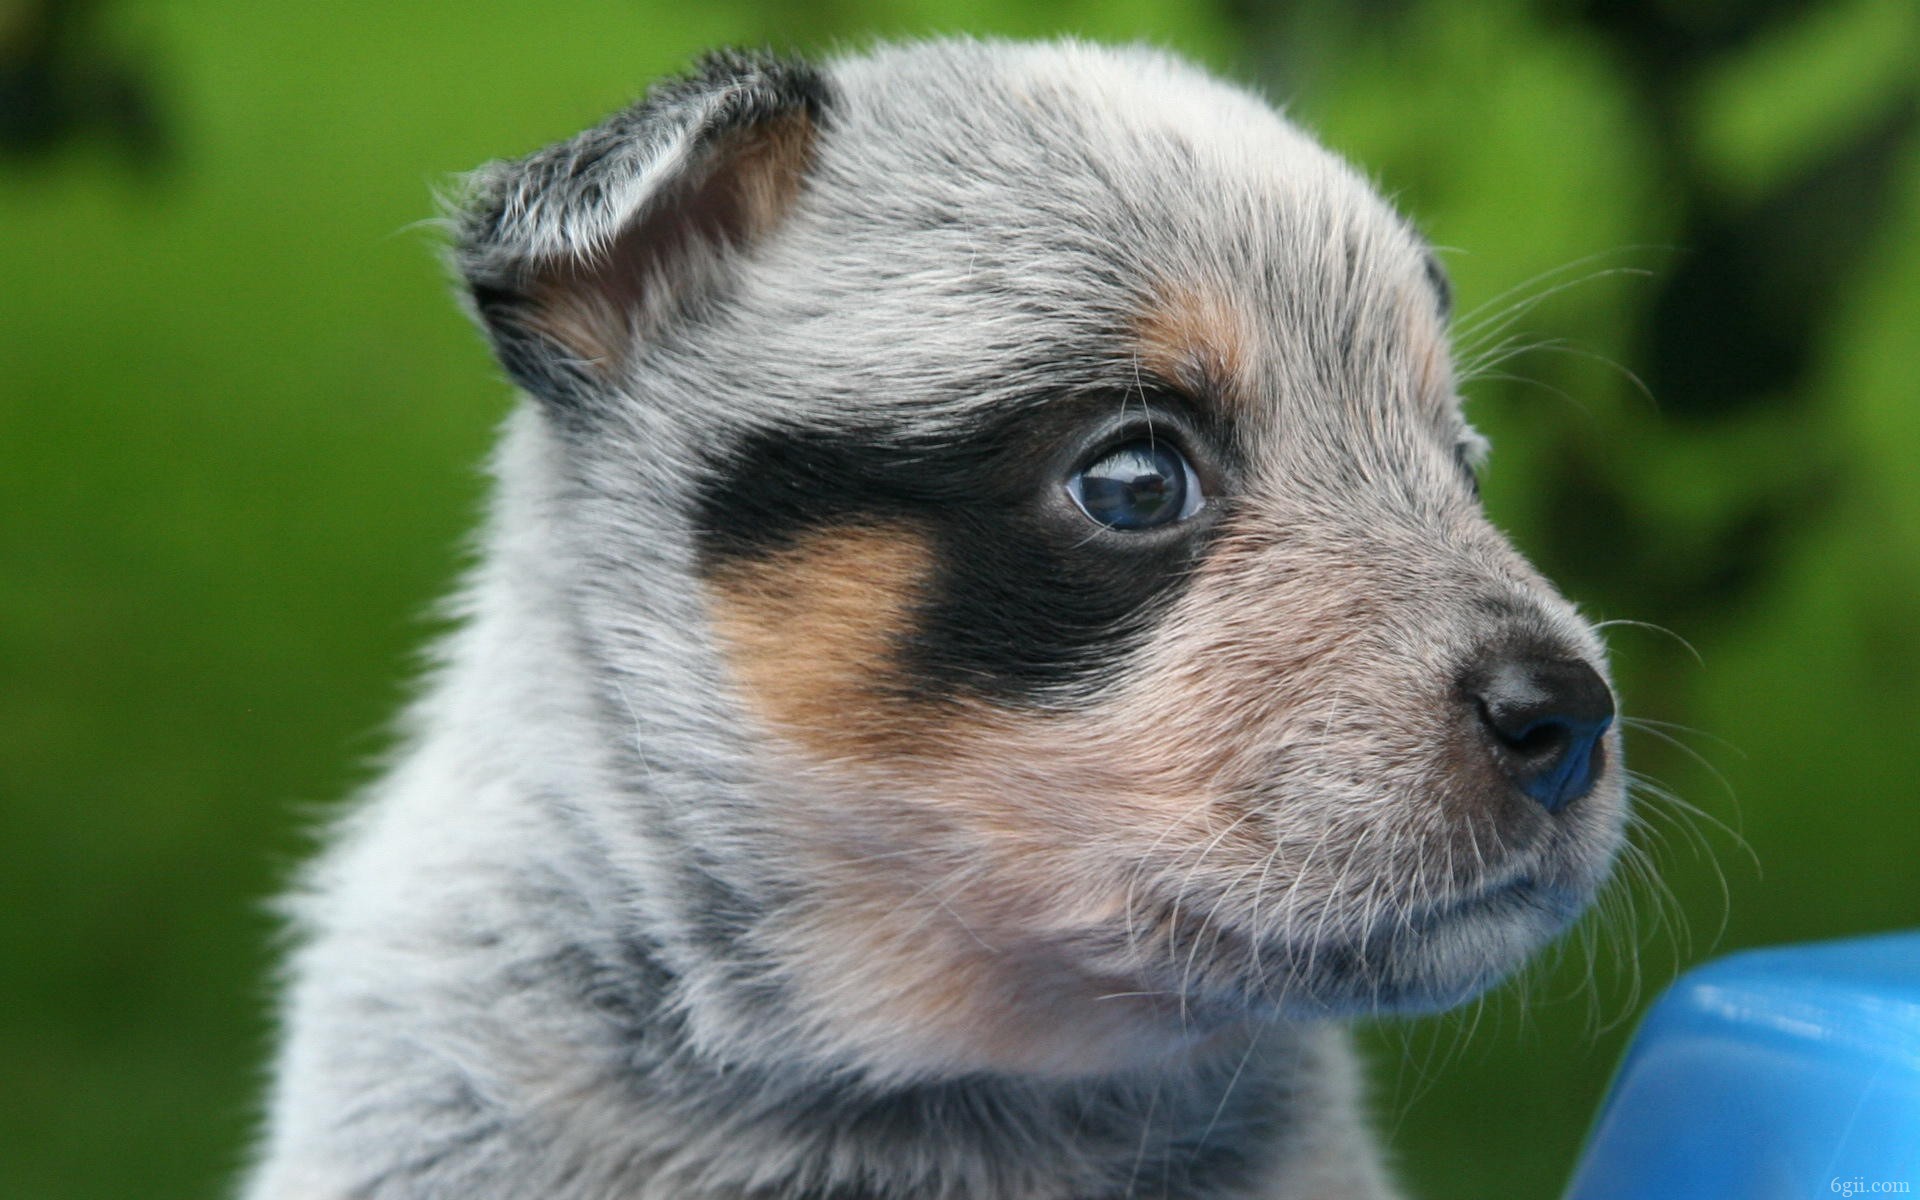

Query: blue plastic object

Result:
[1565,931,1920,1200]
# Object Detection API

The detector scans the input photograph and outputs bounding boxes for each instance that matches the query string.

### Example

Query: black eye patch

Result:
[695,395,1229,705]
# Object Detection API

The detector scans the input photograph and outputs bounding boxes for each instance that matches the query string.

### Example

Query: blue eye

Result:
[1067,439,1205,531]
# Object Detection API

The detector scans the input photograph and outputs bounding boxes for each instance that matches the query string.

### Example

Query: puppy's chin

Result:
[1092,884,1578,1036]
[1107,846,1617,1027]
[1254,876,1592,1018]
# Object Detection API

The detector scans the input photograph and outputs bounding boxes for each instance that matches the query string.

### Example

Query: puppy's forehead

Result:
[790,41,1450,429]
[692,44,1484,717]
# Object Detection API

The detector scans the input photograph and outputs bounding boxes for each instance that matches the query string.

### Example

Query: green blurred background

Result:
[3,0,1916,1196]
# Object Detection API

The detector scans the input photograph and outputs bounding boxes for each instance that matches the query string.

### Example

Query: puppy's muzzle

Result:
[1463,648,1615,813]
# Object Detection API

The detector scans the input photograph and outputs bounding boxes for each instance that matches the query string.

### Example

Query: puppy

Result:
[246,39,1626,1200]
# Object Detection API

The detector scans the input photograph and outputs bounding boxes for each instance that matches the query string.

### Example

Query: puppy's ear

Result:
[452,51,831,404]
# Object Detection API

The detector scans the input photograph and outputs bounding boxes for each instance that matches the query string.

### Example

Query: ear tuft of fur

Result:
[451,51,832,405]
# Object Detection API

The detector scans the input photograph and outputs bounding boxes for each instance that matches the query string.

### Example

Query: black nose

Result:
[1467,654,1615,813]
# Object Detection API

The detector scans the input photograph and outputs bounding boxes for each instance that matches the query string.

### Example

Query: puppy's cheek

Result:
[699,530,1298,1070]
[702,551,1198,1071]
[703,522,941,761]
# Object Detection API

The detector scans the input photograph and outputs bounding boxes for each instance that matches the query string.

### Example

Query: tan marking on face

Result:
[524,108,820,372]
[704,522,934,759]
[1133,284,1253,404]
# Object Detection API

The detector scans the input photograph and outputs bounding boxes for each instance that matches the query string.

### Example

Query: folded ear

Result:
[452,51,831,404]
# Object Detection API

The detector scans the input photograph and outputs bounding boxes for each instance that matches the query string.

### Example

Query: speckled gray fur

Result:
[245,39,1625,1200]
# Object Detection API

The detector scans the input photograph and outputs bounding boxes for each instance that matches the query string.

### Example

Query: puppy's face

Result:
[460,42,1627,1079]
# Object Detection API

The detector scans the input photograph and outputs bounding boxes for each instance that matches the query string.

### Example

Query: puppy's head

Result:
[456,41,1627,1081]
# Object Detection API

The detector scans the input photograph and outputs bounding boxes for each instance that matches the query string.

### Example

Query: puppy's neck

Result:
[579,990,1323,1200]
